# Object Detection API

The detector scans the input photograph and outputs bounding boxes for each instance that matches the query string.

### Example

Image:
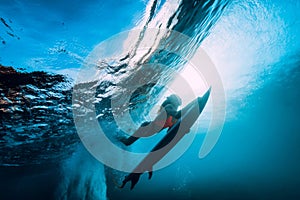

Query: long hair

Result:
[158,94,182,114]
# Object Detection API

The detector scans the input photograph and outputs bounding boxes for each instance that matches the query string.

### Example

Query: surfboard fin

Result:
[119,173,142,190]
[148,171,153,179]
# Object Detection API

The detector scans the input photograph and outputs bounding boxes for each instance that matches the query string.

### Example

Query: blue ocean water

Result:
[1,0,300,199]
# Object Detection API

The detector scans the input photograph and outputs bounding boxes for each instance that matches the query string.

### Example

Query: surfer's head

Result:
[166,94,182,107]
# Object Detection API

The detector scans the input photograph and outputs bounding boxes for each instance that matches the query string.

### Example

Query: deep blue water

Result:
[1,0,300,199]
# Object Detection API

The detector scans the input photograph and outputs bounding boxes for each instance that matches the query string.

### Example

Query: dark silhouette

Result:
[120,94,182,146]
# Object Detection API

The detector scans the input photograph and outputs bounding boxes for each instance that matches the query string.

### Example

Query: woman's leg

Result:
[121,121,161,146]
